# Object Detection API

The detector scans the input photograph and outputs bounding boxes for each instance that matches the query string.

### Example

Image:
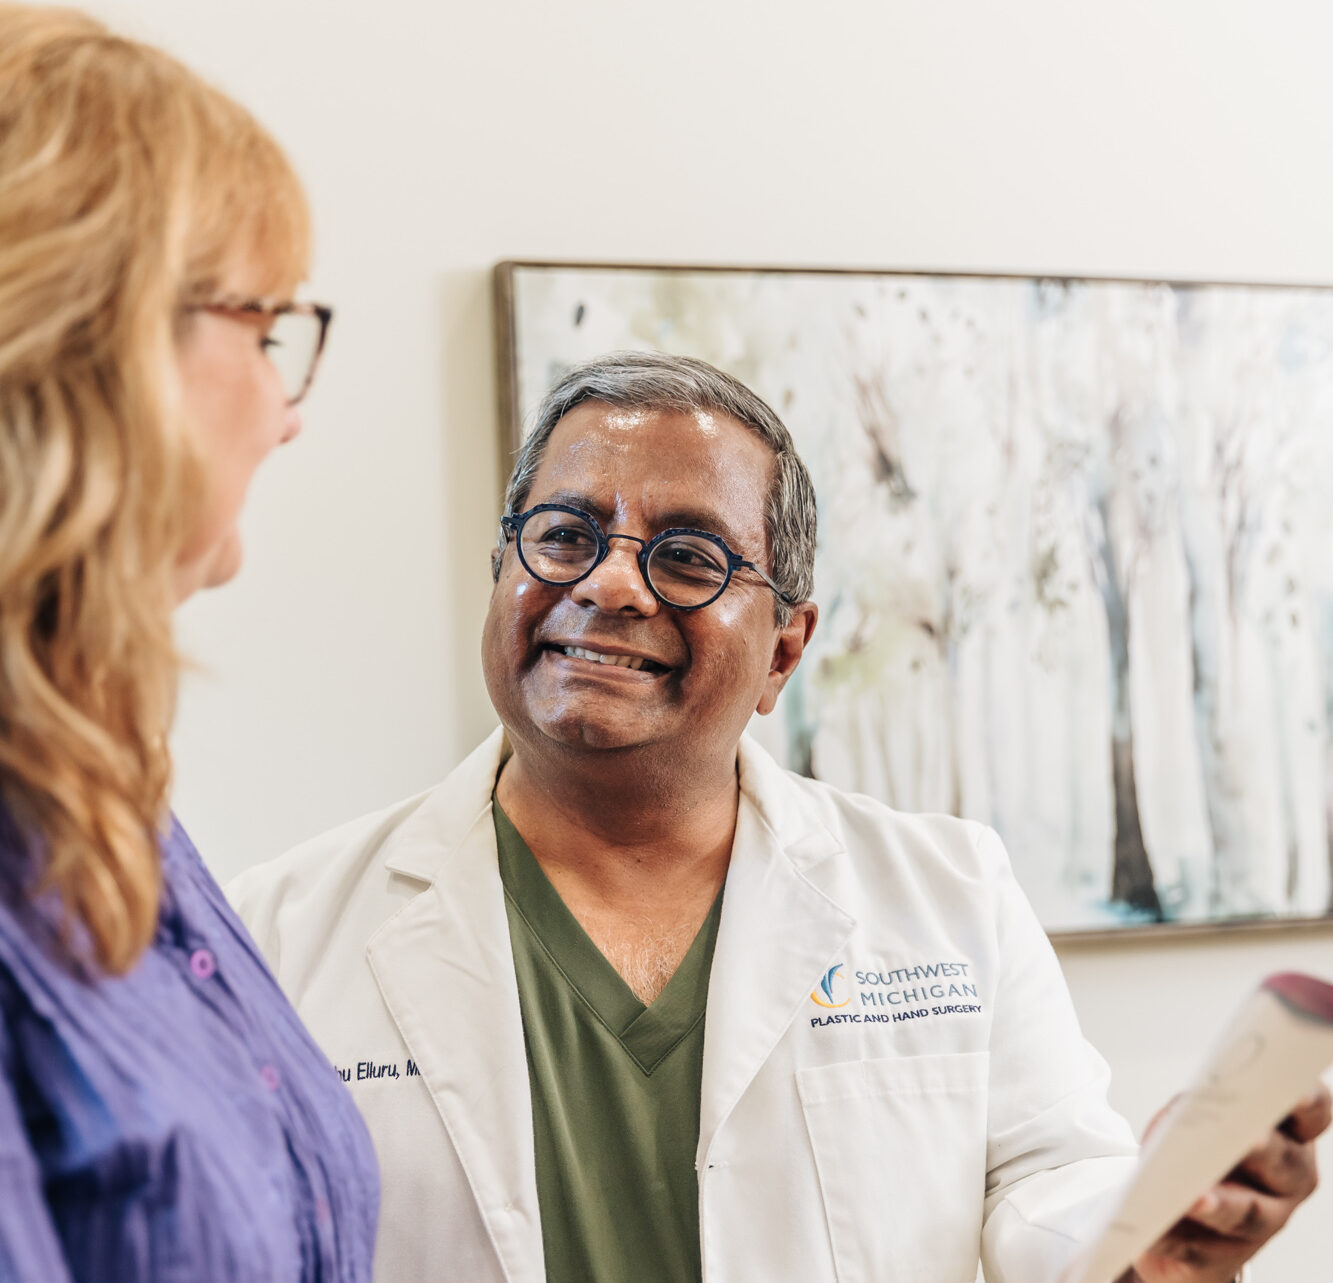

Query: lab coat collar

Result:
[380,727,511,883]
[379,728,846,884]
[736,734,845,872]
[367,727,543,1283]
[698,736,857,1160]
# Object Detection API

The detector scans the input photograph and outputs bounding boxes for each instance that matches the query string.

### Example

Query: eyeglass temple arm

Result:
[738,557,798,605]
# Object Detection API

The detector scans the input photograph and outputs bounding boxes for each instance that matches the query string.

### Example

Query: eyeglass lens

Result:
[518,509,731,608]
[263,310,323,402]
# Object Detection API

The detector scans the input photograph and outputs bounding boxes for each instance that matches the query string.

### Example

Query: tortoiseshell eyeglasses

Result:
[187,295,334,405]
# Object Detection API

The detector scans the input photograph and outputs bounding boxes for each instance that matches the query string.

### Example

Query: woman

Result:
[0,7,378,1279]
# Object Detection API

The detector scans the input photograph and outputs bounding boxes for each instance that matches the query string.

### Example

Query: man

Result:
[229,352,1328,1283]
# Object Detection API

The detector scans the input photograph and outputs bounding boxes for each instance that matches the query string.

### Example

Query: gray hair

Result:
[499,351,817,625]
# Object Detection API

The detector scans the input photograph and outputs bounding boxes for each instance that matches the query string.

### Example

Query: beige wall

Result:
[81,0,1333,1275]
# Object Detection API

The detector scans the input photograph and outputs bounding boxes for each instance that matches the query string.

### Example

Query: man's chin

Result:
[537,716,660,754]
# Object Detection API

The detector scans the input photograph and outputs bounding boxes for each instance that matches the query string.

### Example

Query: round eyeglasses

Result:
[499,503,796,611]
[187,294,334,405]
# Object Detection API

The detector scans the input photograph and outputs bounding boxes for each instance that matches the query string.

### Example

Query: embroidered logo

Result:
[810,963,851,1008]
[809,960,984,1028]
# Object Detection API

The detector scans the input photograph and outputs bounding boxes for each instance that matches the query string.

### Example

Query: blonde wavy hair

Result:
[0,5,311,973]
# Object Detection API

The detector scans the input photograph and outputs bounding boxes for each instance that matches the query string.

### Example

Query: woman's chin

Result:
[175,532,243,603]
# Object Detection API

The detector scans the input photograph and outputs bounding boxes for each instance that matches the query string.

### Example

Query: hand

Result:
[1122,1083,1331,1283]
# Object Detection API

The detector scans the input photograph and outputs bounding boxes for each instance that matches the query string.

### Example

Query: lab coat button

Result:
[259,1064,282,1091]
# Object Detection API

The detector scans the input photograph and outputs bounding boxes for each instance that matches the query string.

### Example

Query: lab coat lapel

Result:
[366,732,544,1283]
[697,739,855,1160]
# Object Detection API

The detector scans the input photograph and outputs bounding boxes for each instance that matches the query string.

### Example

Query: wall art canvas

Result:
[495,262,1333,936]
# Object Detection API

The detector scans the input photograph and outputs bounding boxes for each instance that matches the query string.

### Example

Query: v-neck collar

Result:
[493,797,722,1076]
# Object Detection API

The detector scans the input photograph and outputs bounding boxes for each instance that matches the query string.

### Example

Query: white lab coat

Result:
[228,729,1139,1283]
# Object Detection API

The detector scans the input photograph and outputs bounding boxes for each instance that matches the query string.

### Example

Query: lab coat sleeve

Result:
[975,825,1139,1283]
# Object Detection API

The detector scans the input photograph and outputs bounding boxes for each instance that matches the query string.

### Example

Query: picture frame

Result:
[493,259,1333,940]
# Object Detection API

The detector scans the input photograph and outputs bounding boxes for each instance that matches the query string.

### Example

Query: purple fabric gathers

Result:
[0,810,379,1282]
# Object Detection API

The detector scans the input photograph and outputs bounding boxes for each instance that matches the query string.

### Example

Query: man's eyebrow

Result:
[532,490,751,550]
[533,490,613,523]
[655,507,747,548]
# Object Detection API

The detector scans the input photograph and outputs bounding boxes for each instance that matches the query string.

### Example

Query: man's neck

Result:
[494,742,739,1002]
[495,742,739,889]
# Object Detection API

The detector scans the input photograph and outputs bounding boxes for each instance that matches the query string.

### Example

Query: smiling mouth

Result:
[549,645,671,674]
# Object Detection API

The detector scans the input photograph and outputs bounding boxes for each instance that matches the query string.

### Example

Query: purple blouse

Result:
[0,810,379,1281]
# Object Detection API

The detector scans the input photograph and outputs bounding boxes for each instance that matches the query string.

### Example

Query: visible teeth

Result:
[562,646,647,670]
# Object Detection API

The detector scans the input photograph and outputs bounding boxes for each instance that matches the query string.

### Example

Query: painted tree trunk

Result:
[1265,635,1302,908]
[1090,494,1162,916]
[1109,735,1160,913]
[1178,483,1251,915]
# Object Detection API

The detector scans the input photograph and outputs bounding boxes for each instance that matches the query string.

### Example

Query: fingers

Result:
[1281,1083,1332,1144]
[1135,1084,1329,1282]
[1232,1125,1319,1199]
[1137,1182,1288,1280]
[1136,1214,1251,1281]
[1186,1181,1291,1240]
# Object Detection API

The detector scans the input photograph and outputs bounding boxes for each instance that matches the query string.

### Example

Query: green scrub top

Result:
[494,799,723,1283]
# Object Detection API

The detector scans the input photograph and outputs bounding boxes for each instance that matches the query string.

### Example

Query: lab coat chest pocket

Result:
[797,1052,989,1283]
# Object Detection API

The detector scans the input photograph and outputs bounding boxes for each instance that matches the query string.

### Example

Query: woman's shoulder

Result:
[0,807,379,1278]
[0,806,87,1011]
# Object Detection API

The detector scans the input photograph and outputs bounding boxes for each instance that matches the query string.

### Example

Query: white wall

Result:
[81,1,1333,1276]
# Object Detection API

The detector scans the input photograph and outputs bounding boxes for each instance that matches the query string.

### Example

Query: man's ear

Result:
[756,602,818,716]
[490,527,510,583]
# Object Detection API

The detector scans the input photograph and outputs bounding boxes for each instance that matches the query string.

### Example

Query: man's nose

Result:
[570,537,658,614]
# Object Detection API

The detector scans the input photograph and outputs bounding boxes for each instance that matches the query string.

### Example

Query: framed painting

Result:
[493,260,1333,938]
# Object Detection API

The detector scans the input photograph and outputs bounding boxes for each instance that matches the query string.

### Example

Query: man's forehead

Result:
[528,403,774,541]
[533,485,745,541]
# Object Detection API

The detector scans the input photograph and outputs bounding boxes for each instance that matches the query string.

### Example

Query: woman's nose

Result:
[281,404,303,445]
